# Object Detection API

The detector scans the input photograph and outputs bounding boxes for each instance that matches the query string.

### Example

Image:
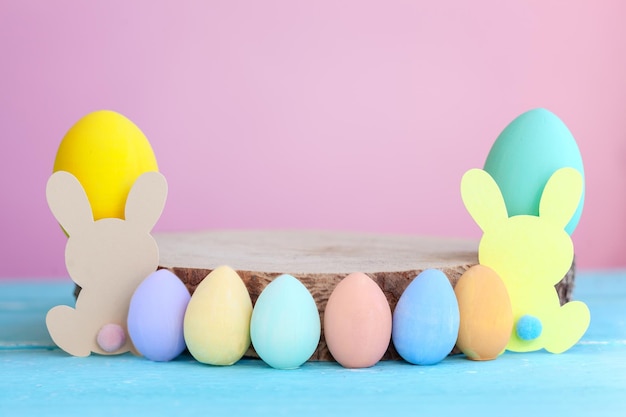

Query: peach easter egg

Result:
[324,272,392,368]
[454,265,513,361]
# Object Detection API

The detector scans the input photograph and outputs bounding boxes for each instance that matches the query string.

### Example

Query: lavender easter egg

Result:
[392,269,459,365]
[127,269,190,361]
[250,274,320,369]
[455,265,513,361]
[484,108,584,234]
[324,272,392,368]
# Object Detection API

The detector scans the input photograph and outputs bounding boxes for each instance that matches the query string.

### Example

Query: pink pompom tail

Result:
[97,323,126,353]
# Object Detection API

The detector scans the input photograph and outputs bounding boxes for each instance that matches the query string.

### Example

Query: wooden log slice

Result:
[155,230,575,361]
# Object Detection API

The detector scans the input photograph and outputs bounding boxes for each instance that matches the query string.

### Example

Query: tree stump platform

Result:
[155,230,576,361]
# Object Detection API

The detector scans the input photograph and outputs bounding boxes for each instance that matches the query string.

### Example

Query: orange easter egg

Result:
[324,272,392,368]
[454,265,513,361]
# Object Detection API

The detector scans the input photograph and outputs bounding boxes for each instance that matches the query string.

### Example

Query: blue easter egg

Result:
[392,269,459,365]
[484,108,584,235]
[250,274,320,369]
[128,269,190,361]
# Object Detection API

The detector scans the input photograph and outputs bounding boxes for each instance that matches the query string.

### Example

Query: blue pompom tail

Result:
[516,315,543,341]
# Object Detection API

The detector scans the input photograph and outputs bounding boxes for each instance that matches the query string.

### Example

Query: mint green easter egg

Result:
[484,108,584,234]
[250,274,320,369]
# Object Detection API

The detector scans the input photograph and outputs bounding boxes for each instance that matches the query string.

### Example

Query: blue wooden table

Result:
[1,271,625,416]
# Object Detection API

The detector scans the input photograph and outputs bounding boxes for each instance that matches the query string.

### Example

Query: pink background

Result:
[1,1,625,278]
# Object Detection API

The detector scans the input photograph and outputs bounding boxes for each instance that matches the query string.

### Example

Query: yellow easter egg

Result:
[53,110,158,220]
[183,266,252,366]
[454,265,513,361]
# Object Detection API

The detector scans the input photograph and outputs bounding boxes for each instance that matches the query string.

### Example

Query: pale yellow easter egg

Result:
[184,266,253,366]
[53,110,158,220]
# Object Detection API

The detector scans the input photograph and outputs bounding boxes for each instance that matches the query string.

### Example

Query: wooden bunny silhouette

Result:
[46,170,167,356]
[461,167,590,353]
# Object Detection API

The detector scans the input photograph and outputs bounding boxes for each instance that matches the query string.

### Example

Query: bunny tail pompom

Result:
[97,324,126,352]
[516,315,543,341]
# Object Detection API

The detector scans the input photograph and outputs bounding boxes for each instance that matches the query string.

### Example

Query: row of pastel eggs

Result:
[127,264,513,369]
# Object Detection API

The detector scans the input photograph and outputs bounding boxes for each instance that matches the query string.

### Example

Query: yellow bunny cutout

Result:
[461,167,590,353]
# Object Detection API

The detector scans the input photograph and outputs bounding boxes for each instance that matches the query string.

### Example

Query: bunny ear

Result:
[124,171,167,232]
[539,167,583,230]
[46,171,94,235]
[460,169,509,232]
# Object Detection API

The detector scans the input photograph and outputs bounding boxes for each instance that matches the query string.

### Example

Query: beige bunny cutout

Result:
[46,170,167,356]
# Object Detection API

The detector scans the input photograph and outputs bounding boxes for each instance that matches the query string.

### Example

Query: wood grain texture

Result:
[155,230,576,361]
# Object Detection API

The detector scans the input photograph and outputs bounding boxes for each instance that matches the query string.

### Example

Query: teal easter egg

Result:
[250,274,321,369]
[484,108,584,234]
[392,269,459,365]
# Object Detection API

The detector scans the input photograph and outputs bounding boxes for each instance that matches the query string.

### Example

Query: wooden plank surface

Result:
[0,271,624,416]
[155,230,481,273]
